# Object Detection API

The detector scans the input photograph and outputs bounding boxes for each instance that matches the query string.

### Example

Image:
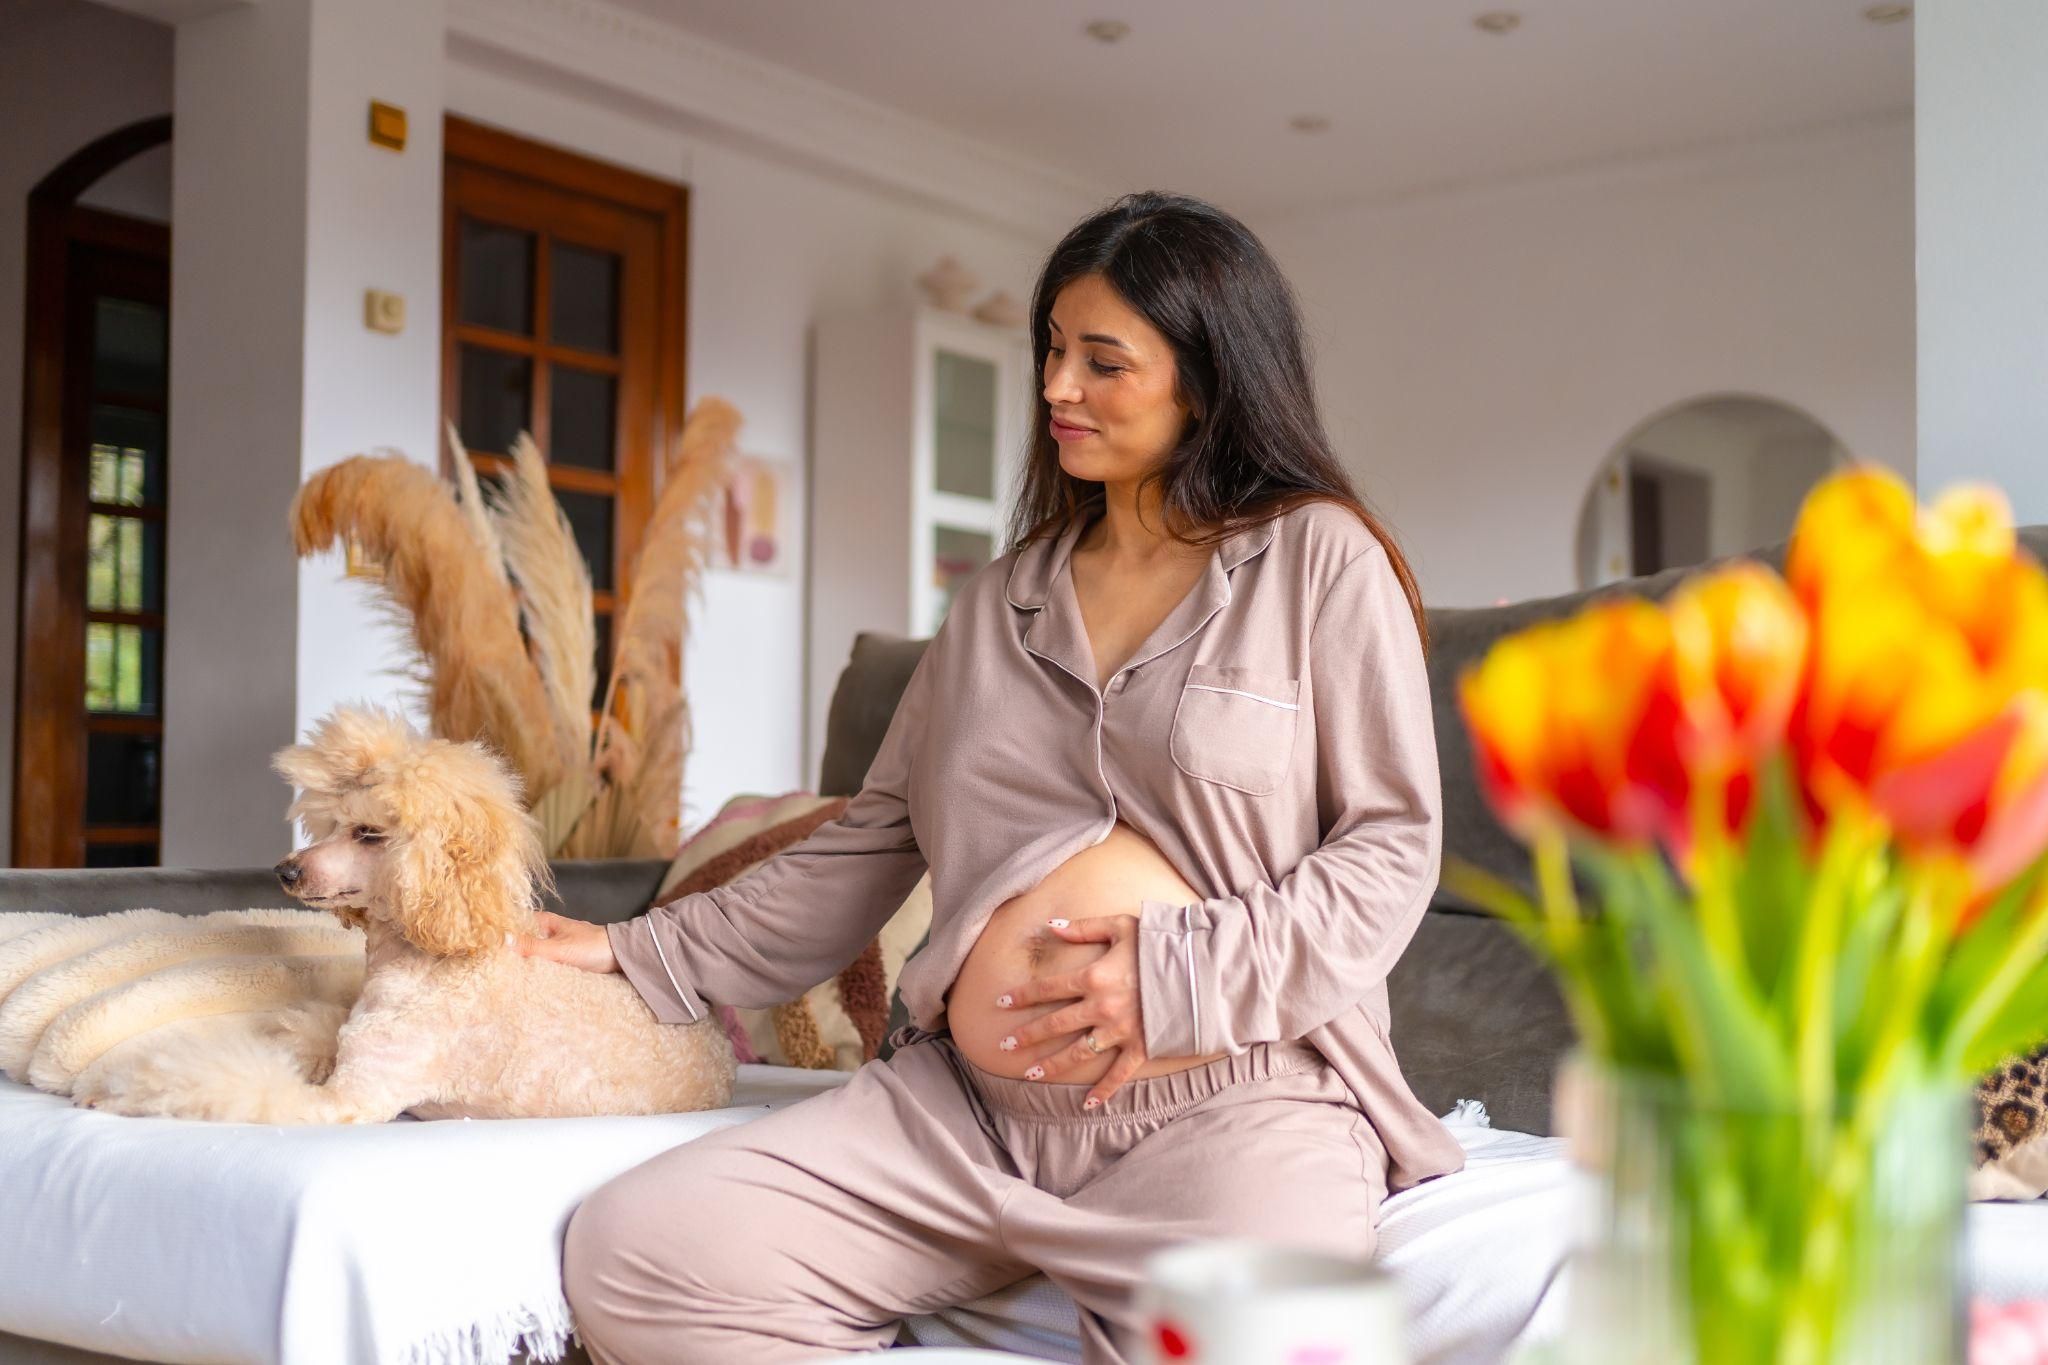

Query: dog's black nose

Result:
[275,860,301,888]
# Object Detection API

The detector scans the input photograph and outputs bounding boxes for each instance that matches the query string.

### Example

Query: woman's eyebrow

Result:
[1048,317,1132,351]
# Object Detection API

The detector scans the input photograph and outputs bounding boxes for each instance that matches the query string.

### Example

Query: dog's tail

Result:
[69,1001,350,1123]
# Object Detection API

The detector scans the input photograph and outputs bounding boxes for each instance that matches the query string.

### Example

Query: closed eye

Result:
[351,826,385,844]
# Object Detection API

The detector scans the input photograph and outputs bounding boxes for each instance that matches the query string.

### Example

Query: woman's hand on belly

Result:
[991,912,1151,1105]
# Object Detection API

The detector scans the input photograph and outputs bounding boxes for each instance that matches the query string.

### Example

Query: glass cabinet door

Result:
[932,349,997,499]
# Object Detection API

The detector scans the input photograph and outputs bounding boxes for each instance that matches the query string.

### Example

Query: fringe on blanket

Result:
[1445,1098,1492,1129]
[398,1293,577,1365]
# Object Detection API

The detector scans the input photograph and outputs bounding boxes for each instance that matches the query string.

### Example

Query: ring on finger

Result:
[1084,1033,1107,1055]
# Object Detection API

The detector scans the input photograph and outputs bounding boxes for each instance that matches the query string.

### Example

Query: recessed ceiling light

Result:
[1862,3,1912,22]
[1473,11,1521,35]
[1084,19,1130,43]
[1288,115,1331,134]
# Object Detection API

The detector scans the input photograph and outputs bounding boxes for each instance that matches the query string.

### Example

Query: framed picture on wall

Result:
[715,452,794,577]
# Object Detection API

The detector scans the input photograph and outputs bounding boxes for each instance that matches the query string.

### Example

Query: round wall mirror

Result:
[1574,395,1848,590]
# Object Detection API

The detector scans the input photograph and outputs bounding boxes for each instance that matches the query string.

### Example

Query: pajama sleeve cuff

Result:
[1136,897,1206,1058]
[608,916,708,1026]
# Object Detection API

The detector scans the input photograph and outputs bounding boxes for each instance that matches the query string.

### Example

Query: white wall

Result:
[445,56,1051,830]
[1258,116,1915,607]
[1916,2,2048,522]
[0,0,174,865]
[163,0,445,866]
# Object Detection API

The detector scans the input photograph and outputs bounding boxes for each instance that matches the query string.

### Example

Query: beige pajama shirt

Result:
[573,498,1463,1362]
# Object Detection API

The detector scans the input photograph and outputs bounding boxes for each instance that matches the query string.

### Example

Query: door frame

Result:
[12,116,172,867]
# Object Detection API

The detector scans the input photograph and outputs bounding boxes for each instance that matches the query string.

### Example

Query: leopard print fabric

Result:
[1977,1045,2048,1166]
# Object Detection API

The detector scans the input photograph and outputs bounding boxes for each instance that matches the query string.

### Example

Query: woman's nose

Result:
[1042,358,1082,406]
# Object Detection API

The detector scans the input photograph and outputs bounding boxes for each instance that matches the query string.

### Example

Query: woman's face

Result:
[1042,273,1189,486]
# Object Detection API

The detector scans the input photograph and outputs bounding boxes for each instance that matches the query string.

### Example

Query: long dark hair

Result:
[1006,190,1428,653]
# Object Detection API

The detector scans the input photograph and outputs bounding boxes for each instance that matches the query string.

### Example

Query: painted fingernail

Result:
[1025,1065,1044,1080]
[1000,1036,1017,1051]
[996,993,1013,1008]
[1084,1096,1102,1110]
[1048,918,1069,928]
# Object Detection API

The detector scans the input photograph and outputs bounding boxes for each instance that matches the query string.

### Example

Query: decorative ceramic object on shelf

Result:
[915,255,978,312]
[971,290,1026,328]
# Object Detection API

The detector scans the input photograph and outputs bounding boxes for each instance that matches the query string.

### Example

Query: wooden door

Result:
[441,119,688,708]
[14,213,171,867]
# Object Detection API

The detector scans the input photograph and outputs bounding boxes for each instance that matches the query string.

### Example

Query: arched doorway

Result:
[1574,394,1848,590]
[13,115,172,867]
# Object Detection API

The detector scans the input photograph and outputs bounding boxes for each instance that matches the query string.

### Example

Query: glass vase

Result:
[1560,1055,1968,1365]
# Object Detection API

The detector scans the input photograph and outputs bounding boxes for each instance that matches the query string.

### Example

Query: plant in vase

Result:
[287,398,739,858]
[1452,467,2048,1365]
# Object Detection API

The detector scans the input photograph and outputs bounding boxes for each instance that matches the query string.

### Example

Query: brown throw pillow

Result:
[654,792,932,1072]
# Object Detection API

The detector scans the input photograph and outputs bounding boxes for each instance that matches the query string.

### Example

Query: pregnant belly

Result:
[944,821,1231,1083]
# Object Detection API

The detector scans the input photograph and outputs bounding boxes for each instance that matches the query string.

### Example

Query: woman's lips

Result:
[1050,417,1095,441]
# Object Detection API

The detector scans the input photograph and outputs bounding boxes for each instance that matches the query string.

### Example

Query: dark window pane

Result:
[550,367,616,471]
[459,219,534,334]
[85,730,161,826]
[93,297,166,396]
[592,610,611,711]
[458,346,532,454]
[89,405,165,506]
[85,623,161,715]
[557,489,615,592]
[550,242,619,354]
[85,841,158,868]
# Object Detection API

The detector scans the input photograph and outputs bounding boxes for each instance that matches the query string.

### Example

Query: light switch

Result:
[364,289,406,334]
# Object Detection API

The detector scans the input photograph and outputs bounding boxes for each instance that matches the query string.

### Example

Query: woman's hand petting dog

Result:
[511,910,619,975]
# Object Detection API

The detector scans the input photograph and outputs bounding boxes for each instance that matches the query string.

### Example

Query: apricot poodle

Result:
[84,707,735,1123]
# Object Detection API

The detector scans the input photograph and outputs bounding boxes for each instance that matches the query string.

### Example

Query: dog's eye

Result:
[352,826,385,844]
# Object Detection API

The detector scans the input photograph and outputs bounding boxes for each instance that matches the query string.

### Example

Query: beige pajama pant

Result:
[563,1023,1389,1365]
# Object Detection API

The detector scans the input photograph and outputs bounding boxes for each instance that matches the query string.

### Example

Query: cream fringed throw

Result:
[0,908,363,1102]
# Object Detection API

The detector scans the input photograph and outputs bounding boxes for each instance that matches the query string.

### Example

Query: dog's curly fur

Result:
[86,707,735,1124]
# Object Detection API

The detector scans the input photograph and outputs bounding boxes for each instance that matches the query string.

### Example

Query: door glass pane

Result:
[85,731,161,825]
[557,489,615,592]
[550,243,619,355]
[551,366,617,471]
[458,346,532,454]
[459,218,535,334]
[933,525,993,624]
[90,406,165,506]
[933,350,997,500]
[87,514,162,613]
[93,297,167,395]
[85,622,162,715]
[85,842,158,868]
[592,610,612,711]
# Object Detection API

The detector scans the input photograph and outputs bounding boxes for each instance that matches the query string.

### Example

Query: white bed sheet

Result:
[0,1065,853,1365]
[6,1069,2045,1365]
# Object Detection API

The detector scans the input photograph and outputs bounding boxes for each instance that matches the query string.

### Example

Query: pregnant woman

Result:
[518,190,1465,1364]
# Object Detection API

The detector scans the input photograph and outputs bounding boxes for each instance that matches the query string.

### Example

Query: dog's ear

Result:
[388,742,543,957]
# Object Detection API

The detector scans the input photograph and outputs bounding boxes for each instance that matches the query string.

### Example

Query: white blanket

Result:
[5,1070,2044,1365]
[0,1065,850,1365]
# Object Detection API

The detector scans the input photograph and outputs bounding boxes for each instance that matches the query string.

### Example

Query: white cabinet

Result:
[807,304,1032,777]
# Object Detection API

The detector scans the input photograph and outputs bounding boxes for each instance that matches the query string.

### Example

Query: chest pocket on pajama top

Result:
[1168,663,1302,796]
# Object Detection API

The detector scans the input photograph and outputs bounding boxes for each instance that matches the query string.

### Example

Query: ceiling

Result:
[608,0,1913,219]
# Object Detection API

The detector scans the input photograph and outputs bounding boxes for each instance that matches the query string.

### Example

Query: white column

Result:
[1915,2,2048,517]
[163,0,444,866]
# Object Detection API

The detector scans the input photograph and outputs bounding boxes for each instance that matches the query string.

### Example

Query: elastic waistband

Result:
[957,1038,1325,1124]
